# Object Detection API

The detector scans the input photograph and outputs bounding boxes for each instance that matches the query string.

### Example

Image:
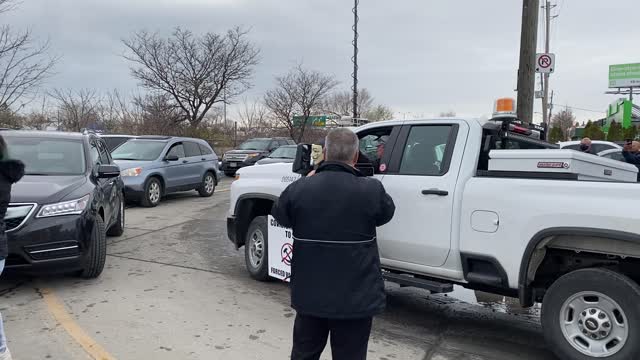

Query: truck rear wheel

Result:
[244,216,270,281]
[542,268,640,360]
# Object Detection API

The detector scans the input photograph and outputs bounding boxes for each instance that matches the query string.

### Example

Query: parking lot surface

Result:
[1,178,557,360]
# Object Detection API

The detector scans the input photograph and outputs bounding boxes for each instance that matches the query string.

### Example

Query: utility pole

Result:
[548,90,554,120]
[541,1,550,126]
[516,0,540,124]
[351,0,359,120]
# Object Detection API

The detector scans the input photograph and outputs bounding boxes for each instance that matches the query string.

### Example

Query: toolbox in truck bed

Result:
[488,149,638,182]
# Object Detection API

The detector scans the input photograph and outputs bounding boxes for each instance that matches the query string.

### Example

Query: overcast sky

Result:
[6,0,638,123]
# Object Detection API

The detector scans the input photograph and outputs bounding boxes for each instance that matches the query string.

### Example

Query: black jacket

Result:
[622,151,640,181]
[0,160,25,259]
[272,161,395,319]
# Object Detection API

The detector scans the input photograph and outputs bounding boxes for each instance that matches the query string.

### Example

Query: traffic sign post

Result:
[536,53,555,73]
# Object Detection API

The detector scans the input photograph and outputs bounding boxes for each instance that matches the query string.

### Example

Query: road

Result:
[0,178,557,360]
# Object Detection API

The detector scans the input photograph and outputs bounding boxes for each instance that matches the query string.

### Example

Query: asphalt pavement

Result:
[0,178,557,360]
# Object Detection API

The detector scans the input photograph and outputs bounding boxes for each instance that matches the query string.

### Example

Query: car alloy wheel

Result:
[148,181,161,204]
[204,175,214,194]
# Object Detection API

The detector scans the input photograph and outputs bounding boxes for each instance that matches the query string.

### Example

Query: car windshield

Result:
[4,136,86,175]
[269,146,296,159]
[112,140,167,161]
[238,139,270,151]
[102,136,133,152]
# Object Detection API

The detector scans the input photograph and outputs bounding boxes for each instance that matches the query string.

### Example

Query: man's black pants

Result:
[291,314,373,360]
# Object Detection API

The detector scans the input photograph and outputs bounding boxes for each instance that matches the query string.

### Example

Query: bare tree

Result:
[132,93,184,135]
[323,88,374,118]
[264,65,338,142]
[552,107,576,138]
[236,97,271,137]
[122,27,260,129]
[50,89,101,132]
[364,104,394,121]
[0,0,57,110]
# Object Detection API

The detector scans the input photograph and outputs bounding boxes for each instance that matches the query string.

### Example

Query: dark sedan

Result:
[255,145,297,165]
[3,130,124,278]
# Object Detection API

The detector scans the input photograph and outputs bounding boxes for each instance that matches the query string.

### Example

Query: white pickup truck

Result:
[227,116,640,360]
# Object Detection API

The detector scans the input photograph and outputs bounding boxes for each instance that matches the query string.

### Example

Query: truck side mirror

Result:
[292,143,312,175]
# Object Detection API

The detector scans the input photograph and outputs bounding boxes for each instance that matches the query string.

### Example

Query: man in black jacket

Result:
[0,134,24,360]
[272,128,396,360]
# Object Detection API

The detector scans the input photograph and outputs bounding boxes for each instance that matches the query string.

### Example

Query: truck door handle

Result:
[182,160,188,164]
[201,158,206,161]
[422,189,448,196]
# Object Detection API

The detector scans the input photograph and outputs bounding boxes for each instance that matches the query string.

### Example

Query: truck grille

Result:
[4,204,36,232]
[225,154,248,161]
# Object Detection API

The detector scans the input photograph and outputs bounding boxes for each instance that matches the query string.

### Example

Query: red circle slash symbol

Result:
[281,243,293,266]
[538,55,551,68]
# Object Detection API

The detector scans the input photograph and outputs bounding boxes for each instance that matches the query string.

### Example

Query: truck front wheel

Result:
[542,268,640,360]
[244,216,270,281]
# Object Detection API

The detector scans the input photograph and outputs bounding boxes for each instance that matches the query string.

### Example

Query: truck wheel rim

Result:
[559,291,628,357]
[249,229,264,269]
[149,182,160,203]
[120,200,124,228]
[204,175,214,194]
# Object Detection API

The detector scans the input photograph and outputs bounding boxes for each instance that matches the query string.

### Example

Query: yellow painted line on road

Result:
[41,288,117,360]
[216,188,230,192]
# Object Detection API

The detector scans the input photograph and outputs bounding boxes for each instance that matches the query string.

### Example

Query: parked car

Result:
[558,140,621,154]
[99,134,138,152]
[111,136,220,207]
[221,137,295,176]
[597,148,625,162]
[2,130,124,278]
[255,145,297,165]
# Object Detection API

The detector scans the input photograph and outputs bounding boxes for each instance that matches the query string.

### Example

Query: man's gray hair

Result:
[325,128,359,163]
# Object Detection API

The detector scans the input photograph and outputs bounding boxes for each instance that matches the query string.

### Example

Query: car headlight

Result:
[246,153,260,159]
[121,167,142,177]
[37,195,90,218]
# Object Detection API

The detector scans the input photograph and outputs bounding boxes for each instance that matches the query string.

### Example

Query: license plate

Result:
[229,162,238,168]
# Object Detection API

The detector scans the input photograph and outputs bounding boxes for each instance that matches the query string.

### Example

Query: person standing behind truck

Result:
[0,134,24,360]
[272,128,395,360]
[622,140,640,181]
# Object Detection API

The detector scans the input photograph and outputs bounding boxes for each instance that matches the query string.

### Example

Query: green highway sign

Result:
[609,63,640,88]
[292,115,327,127]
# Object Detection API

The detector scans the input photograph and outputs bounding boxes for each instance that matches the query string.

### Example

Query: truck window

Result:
[358,127,393,174]
[398,125,454,176]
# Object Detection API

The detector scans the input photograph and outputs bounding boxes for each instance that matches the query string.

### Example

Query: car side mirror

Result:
[292,143,312,175]
[97,164,120,178]
[164,154,179,162]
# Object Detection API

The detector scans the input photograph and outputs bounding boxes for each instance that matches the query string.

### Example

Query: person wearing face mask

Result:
[579,137,595,154]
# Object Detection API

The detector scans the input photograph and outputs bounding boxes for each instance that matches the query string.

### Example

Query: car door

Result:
[377,121,468,268]
[199,142,218,171]
[162,142,190,189]
[183,141,206,186]
[89,139,113,225]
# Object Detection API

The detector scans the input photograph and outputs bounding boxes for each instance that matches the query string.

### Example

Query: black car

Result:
[2,130,125,278]
[221,137,295,176]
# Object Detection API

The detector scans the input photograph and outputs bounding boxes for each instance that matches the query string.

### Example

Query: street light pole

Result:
[351,0,359,120]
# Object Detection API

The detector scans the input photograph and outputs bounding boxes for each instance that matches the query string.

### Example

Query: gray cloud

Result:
[6,0,637,122]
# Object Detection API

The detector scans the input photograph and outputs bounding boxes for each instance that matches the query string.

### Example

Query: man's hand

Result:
[306,170,316,177]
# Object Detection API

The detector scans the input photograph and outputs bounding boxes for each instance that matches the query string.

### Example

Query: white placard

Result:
[267,215,293,282]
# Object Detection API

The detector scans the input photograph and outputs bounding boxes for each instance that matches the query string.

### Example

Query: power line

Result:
[555,104,606,114]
